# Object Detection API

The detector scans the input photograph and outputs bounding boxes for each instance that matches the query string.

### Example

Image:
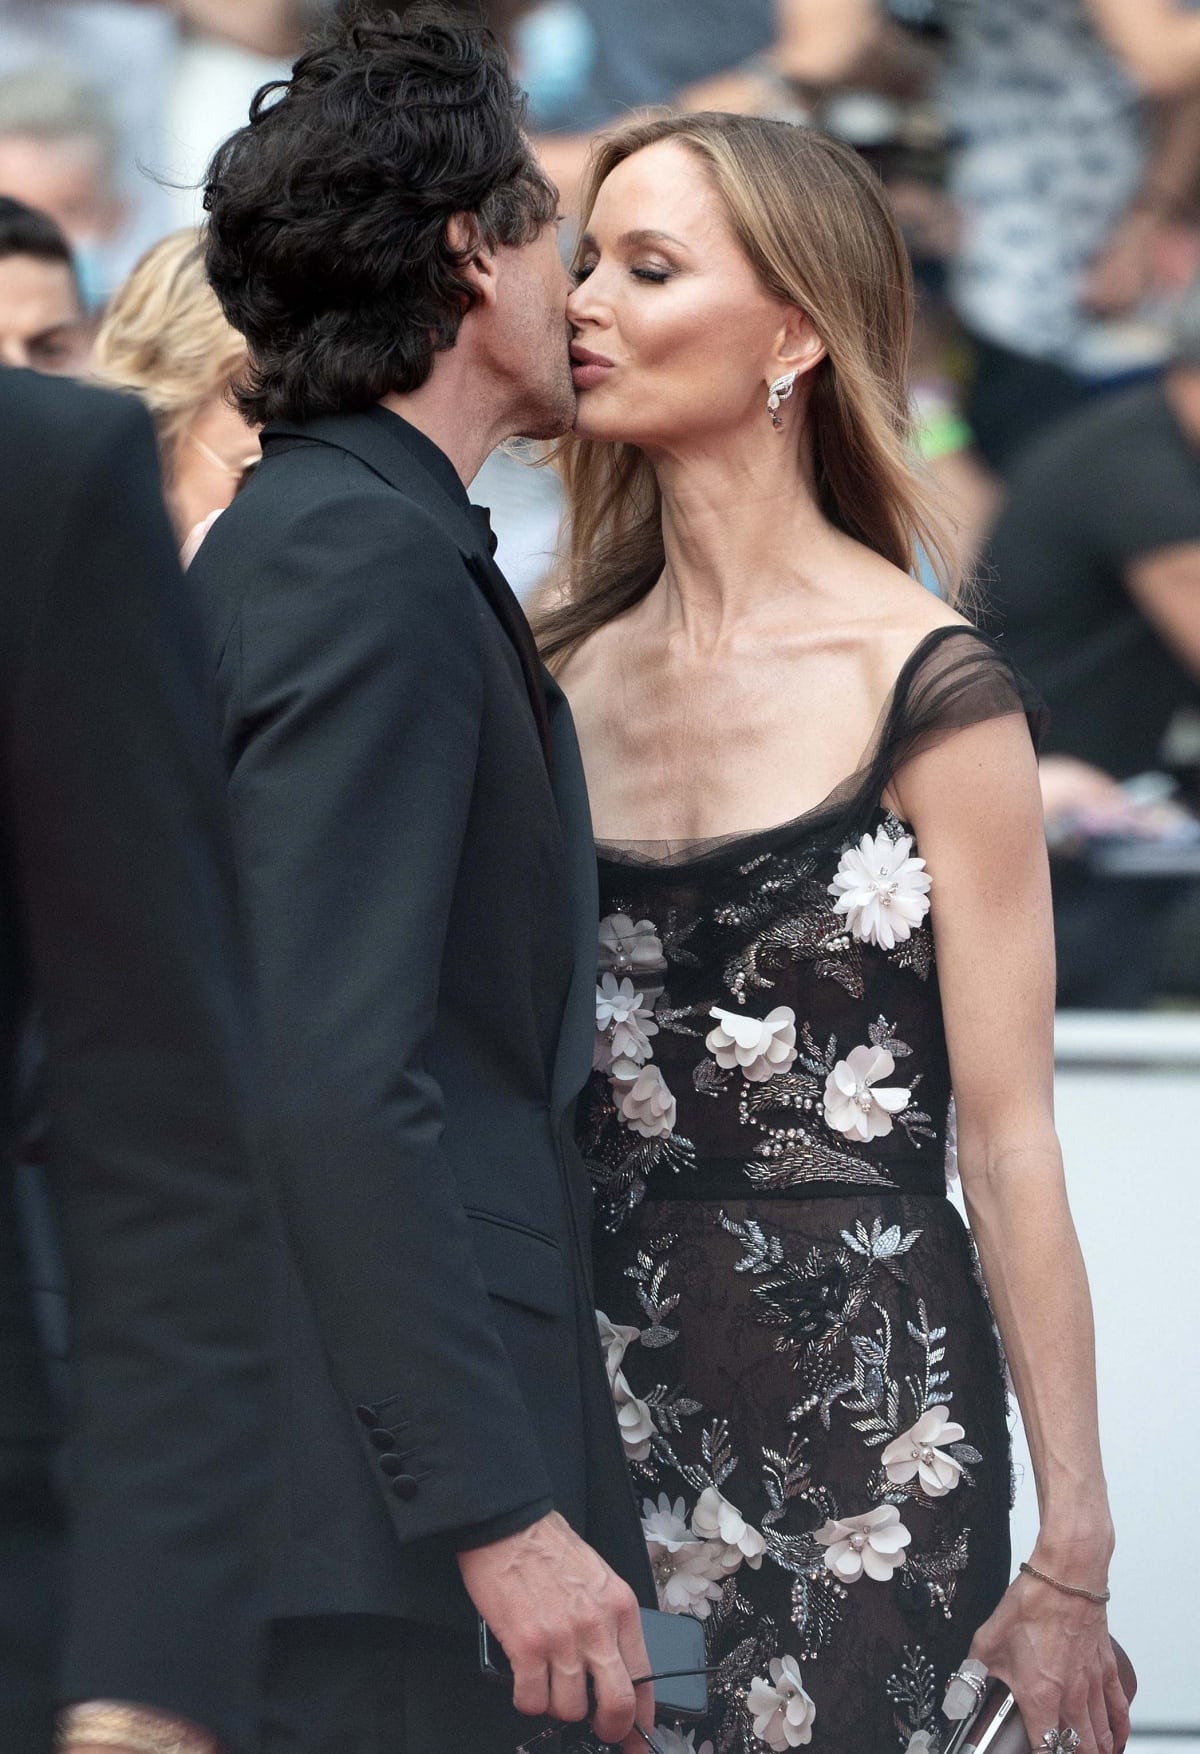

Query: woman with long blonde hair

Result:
[92,229,258,558]
[540,113,1127,1754]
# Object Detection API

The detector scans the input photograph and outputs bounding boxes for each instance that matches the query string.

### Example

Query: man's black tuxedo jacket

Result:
[0,371,272,1753]
[191,407,654,1626]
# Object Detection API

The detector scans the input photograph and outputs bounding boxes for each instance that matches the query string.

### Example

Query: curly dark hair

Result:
[203,4,556,425]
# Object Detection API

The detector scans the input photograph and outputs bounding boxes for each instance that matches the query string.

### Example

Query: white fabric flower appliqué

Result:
[828,827,931,949]
[599,912,665,975]
[815,1503,911,1582]
[705,1005,798,1083]
[614,1379,654,1462]
[596,1311,639,1389]
[655,1730,714,1754]
[746,1655,817,1749]
[882,1406,966,1497]
[691,1486,766,1572]
[612,1061,677,1138]
[823,1044,911,1142]
[642,1495,725,1618]
[594,973,658,1072]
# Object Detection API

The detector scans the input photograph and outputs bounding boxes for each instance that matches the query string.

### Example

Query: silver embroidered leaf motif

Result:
[790,1363,856,1433]
[886,1643,941,1749]
[948,1441,983,1466]
[660,905,703,967]
[717,1211,785,1275]
[762,1526,833,1577]
[639,1325,676,1350]
[708,1579,754,1635]
[592,1127,697,1234]
[741,1065,824,1116]
[644,1382,703,1436]
[869,1014,913,1057]
[894,926,934,982]
[723,885,863,1001]
[624,1238,681,1340]
[760,1433,815,1527]
[680,1416,737,1492]
[693,1055,731,1095]
[656,1002,709,1038]
[799,1021,838,1076]
[753,1258,849,1356]
[898,1104,937,1149]
[909,1527,972,1618]
[906,1300,952,1413]
[744,1142,895,1192]
[787,1564,845,1660]
[841,1218,922,1261]
[843,1306,905,1444]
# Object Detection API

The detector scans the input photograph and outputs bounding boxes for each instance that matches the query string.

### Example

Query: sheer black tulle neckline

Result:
[595,625,1046,875]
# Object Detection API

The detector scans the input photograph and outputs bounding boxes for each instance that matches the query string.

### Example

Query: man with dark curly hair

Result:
[192,6,655,1752]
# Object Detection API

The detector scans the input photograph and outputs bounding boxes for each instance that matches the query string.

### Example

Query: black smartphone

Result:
[479,1607,709,1721]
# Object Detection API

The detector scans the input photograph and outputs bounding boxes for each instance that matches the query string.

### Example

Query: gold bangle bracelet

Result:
[56,1701,220,1754]
[1019,1559,1111,1604]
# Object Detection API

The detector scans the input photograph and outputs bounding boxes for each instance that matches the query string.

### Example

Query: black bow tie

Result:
[471,504,499,559]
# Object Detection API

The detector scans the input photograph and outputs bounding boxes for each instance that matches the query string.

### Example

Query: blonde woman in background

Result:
[92,229,258,562]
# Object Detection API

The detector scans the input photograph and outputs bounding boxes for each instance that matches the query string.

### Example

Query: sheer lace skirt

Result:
[593,1193,1012,1754]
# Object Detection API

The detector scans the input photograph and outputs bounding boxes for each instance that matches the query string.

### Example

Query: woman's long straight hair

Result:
[534,112,960,670]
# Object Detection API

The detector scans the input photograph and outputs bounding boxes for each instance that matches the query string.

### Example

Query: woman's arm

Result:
[892,709,1130,1754]
[1087,0,1200,98]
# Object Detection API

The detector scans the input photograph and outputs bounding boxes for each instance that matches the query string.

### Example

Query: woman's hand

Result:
[968,1569,1131,1754]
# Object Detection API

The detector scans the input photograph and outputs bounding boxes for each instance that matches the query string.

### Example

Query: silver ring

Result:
[946,1668,987,1702]
[1040,1732,1081,1752]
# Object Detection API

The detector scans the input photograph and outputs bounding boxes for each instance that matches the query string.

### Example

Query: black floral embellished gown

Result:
[579,629,1044,1754]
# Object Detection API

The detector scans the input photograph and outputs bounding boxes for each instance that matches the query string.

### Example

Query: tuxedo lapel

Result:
[263,411,551,764]
[545,674,599,1120]
[462,550,551,763]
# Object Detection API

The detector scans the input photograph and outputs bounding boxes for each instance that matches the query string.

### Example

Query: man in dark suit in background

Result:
[195,8,655,1752]
[0,369,272,1754]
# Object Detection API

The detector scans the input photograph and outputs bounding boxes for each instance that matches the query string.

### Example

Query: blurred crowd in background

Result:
[6,0,1200,1010]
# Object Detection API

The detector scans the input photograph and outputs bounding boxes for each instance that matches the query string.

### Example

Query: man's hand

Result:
[458,1510,655,1749]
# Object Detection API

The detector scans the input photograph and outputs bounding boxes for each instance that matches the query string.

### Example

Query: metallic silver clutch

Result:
[942,1640,1136,1754]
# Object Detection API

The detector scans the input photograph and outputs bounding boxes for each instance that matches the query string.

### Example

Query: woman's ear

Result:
[446,211,499,309]
[770,307,827,383]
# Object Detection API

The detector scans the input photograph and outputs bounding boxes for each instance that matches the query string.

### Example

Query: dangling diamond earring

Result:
[767,370,798,430]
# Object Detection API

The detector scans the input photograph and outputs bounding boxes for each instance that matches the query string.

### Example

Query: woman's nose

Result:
[566,275,609,329]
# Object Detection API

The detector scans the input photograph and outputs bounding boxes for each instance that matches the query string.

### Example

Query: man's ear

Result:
[770,306,827,384]
[446,211,499,309]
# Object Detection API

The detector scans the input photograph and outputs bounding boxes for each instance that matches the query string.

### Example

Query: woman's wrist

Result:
[1031,1514,1115,1588]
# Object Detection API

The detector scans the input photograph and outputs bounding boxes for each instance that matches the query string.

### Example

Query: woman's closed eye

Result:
[570,260,675,285]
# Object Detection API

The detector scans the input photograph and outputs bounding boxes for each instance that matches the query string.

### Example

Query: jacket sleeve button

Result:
[390,1474,419,1501]
[355,1405,379,1429]
[369,1429,397,1452]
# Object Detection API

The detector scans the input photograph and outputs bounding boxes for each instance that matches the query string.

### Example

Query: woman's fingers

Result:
[1089,1675,1115,1754]
[1102,1647,1132,1752]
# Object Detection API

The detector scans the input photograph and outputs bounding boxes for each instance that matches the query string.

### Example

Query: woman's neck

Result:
[649,420,844,646]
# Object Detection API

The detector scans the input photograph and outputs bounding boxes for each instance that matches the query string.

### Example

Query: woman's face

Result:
[566,139,798,451]
[173,386,259,542]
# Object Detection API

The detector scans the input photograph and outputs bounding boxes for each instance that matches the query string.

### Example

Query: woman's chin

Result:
[571,403,643,445]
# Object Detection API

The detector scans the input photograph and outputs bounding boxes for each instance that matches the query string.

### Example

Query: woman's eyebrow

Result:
[576,228,690,252]
[619,228,688,249]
